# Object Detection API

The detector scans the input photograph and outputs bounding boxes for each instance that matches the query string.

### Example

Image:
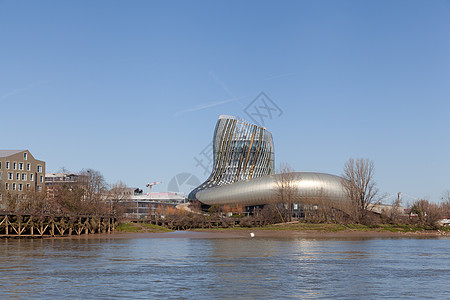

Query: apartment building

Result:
[45,172,86,198]
[0,150,46,207]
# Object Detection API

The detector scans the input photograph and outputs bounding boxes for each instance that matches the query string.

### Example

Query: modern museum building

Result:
[189,115,348,207]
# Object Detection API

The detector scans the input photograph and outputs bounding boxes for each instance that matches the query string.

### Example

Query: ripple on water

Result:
[0,237,449,299]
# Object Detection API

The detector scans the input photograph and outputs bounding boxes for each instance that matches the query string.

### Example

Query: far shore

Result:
[62,226,450,240]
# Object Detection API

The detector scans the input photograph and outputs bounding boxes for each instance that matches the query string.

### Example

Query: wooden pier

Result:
[0,214,115,238]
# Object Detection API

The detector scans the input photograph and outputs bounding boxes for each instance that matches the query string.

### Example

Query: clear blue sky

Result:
[1,0,449,202]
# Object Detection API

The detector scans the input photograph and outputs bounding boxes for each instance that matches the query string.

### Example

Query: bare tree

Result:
[387,195,405,224]
[440,190,450,218]
[303,190,333,223]
[275,163,300,222]
[80,169,107,200]
[79,169,108,215]
[17,189,50,216]
[189,200,203,213]
[107,181,130,219]
[58,166,70,173]
[410,199,441,227]
[4,192,18,212]
[299,188,349,224]
[55,185,86,215]
[341,158,379,223]
[259,204,284,224]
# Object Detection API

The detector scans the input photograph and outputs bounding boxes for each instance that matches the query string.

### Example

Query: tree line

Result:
[3,160,449,230]
[2,168,130,218]
[275,158,450,228]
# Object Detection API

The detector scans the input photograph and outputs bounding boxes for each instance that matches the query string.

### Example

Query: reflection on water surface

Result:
[1,235,449,299]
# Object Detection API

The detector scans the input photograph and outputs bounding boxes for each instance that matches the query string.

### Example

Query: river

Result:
[1,233,449,299]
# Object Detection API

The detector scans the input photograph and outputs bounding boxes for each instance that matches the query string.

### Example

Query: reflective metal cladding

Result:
[189,115,347,206]
[189,115,274,200]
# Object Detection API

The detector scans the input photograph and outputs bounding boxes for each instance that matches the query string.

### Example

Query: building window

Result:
[37,186,42,192]
[12,183,16,190]
[0,172,2,180]
[0,162,2,169]
[16,173,20,180]
[30,174,34,181]
[18,184,23,191]
[26,184,30,189]
[27,163,31,171]
[19,163,24,170]
[8,173,13,180]
[5,183,9,190]
[22,173,27,181]
[13,162,17,170]
[37,165,42,173]
[24,152,28,160]
[6,162,10,169]
[40,176,44,183]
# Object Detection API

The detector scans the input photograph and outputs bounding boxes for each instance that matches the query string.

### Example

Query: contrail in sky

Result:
[175,97,242,116]
[209,71,235,99]
[209,71,245,108]
[0,80,49,101]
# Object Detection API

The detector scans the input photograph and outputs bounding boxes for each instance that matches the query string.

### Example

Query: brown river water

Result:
[1,232,449,299]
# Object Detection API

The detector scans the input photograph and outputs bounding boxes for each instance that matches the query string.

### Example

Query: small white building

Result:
[119,188,186,219]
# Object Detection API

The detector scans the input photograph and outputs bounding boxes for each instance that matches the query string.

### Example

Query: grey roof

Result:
[45,173,78,178]
[0,150,25,158]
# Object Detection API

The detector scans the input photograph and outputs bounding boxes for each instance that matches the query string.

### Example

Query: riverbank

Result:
[85,221,450,239]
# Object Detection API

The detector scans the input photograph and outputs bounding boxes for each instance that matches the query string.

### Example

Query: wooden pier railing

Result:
[0,214,115,238]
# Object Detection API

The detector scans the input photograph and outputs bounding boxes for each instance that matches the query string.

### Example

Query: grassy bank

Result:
[116,222,173,233]
[194,222,450,233]
[115,221,450,234]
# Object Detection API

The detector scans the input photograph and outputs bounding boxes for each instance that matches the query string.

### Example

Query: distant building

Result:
[118,188,186,219]
[0,150,46,208]
[369,203,405,215]
[44,175,186,218]
[45,173,86,198]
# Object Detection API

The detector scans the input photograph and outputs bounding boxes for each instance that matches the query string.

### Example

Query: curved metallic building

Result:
[196,172,346,207]
[189,115,274,200]
[189,115,348,206]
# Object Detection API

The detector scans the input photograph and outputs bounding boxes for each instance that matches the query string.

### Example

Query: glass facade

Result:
[189,115,348,207]
[189,115,274,200]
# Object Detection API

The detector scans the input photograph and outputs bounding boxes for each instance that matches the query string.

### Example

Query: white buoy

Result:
[250,232,255,237]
